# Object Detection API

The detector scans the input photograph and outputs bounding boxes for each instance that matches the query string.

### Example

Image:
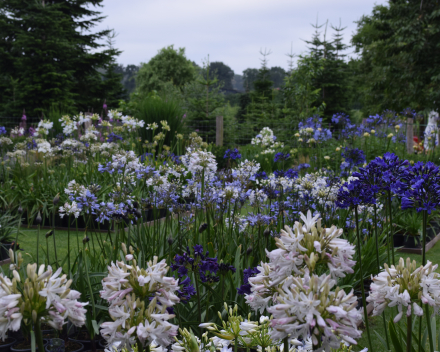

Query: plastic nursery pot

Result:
[0,338,17,352]
[11,339,48,352]
[405,235,421,249]
[98,340,106,350]
[45,338,65,352]
[46,341,84,352]
[393,233,405,247]
[68,330,100,351]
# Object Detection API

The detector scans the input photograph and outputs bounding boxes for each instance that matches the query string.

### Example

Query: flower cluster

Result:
[224,148,241,160]
[367,258,440,322]
[0,250,87,340]
[246,211,356,314]
[100,245,180,350]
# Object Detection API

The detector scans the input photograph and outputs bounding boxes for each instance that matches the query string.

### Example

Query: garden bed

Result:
[397,225,440,254]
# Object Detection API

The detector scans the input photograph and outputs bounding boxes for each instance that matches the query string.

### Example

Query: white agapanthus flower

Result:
[268,273,362,351]
[367,258,440,322]
[36,139,52,154]
[100,252,180,351]
[245,211,356,313]
[35,119,54,137]
[185,150,217,178]
[59,201,82,219]
[121,115,145,132]
[233,160,260,182]
[0,261,87,340]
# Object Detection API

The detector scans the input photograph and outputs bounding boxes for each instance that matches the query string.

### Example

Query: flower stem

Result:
[406,314,412,352]
[354,207,372,351]
[374,205,390,349]
[195,273,203,338]
[52,208,58,266]
[34,320,45,352]
[283,337,288,352]
[387,191,395,265]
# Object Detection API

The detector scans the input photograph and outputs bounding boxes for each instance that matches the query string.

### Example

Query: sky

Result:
[91,0,388,75]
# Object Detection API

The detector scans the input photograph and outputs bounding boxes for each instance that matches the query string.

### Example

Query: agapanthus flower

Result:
[224,148,241,160]
[336,178,376,209]
[274,152,290,162]
[100,250,179,350]
[0,259,87,340]
[394,161,440,213]
[245,211,356,313]
[340,147,365,171]
[368,258,440,322]
[268,273,362,350]
[0,127,6,135]
[237,267,259,295]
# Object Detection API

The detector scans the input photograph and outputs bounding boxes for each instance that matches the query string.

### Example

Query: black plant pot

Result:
[0,243,12,261]
[405,235,421,248]
[45,341,83,352]
[68,330,100,351]
[0,338,17,352]
[393,233,405,247]
[11,339,48,352]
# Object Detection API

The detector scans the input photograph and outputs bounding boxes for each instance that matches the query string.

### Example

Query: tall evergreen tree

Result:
[209,61,234,91]
[0,0,122,116]
[304,20,350,120]
[352,0,440,114]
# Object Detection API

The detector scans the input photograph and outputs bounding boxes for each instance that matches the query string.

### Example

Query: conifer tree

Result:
[0,0,123,116]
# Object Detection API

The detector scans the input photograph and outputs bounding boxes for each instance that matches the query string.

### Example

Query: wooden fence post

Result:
[216,116,223,146]
[406,118,414,154]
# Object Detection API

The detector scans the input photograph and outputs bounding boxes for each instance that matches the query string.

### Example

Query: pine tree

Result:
[0,0,122,116]
[303,20,351,121]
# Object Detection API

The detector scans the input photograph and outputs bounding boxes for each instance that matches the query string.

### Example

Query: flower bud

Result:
[17,206,23,214]
[45,230,53,238]
[32,310,37,323]
[53,194,60,205]
[83,236,90,244]
[35,212,42,225]
[167,237,173,246]
[246,247,252,255]
[263,228,271,237]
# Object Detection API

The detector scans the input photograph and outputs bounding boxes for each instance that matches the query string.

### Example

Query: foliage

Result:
[352,0,440,114]
[0,0,123,117]
[135,45,196,94]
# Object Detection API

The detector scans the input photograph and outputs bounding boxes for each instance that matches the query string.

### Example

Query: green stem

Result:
[34,320,45,352]
[375,204,390,349]
[388,191,395,265]
[406,314,412,352]
[354,207,372,351]
[195,273,203,338]
[52,208,58,266]
[283,337,288,352]
[36,225,40,267]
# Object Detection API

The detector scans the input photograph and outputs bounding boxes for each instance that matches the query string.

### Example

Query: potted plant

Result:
[0,249,88,352]
[0,212,21,261]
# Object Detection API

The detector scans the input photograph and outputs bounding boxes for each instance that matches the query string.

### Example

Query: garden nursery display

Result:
[1,109,440,352]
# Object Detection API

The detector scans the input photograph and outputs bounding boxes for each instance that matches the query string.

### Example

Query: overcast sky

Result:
[92,0,388,75]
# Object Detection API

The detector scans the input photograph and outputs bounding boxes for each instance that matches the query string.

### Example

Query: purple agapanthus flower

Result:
[237,267,259,295]
[224,148,241,160]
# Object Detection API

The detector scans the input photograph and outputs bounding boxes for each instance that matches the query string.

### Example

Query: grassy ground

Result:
[10,225,440,351]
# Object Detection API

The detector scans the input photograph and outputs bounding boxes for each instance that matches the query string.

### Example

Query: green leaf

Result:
[389,320,404,352]
[92,320,100,335]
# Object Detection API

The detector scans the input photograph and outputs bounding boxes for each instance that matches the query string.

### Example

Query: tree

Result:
[352,0,440,114]
[269,66,287,89]
[242,68,259,92]
[303,20,351,120]
[0,0,122,116]
[185,59,224,143]
[209,62,234,91]
[136,45,196,94]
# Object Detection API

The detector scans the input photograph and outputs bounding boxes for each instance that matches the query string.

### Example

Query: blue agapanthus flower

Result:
[224,148,241,160]
[336,179,376,209]
[397,161,440,214]
[331,113,350,125]
[237,267,259,295]
[107,132,123,143]
[274,152,290,162]
[0,126,6,135]
[353,152,409,194]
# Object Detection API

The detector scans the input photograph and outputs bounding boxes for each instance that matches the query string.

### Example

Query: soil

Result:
[65,341,82,352]
[0,338,14,346]
[69,331,92,341]
[13,340,46,351]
